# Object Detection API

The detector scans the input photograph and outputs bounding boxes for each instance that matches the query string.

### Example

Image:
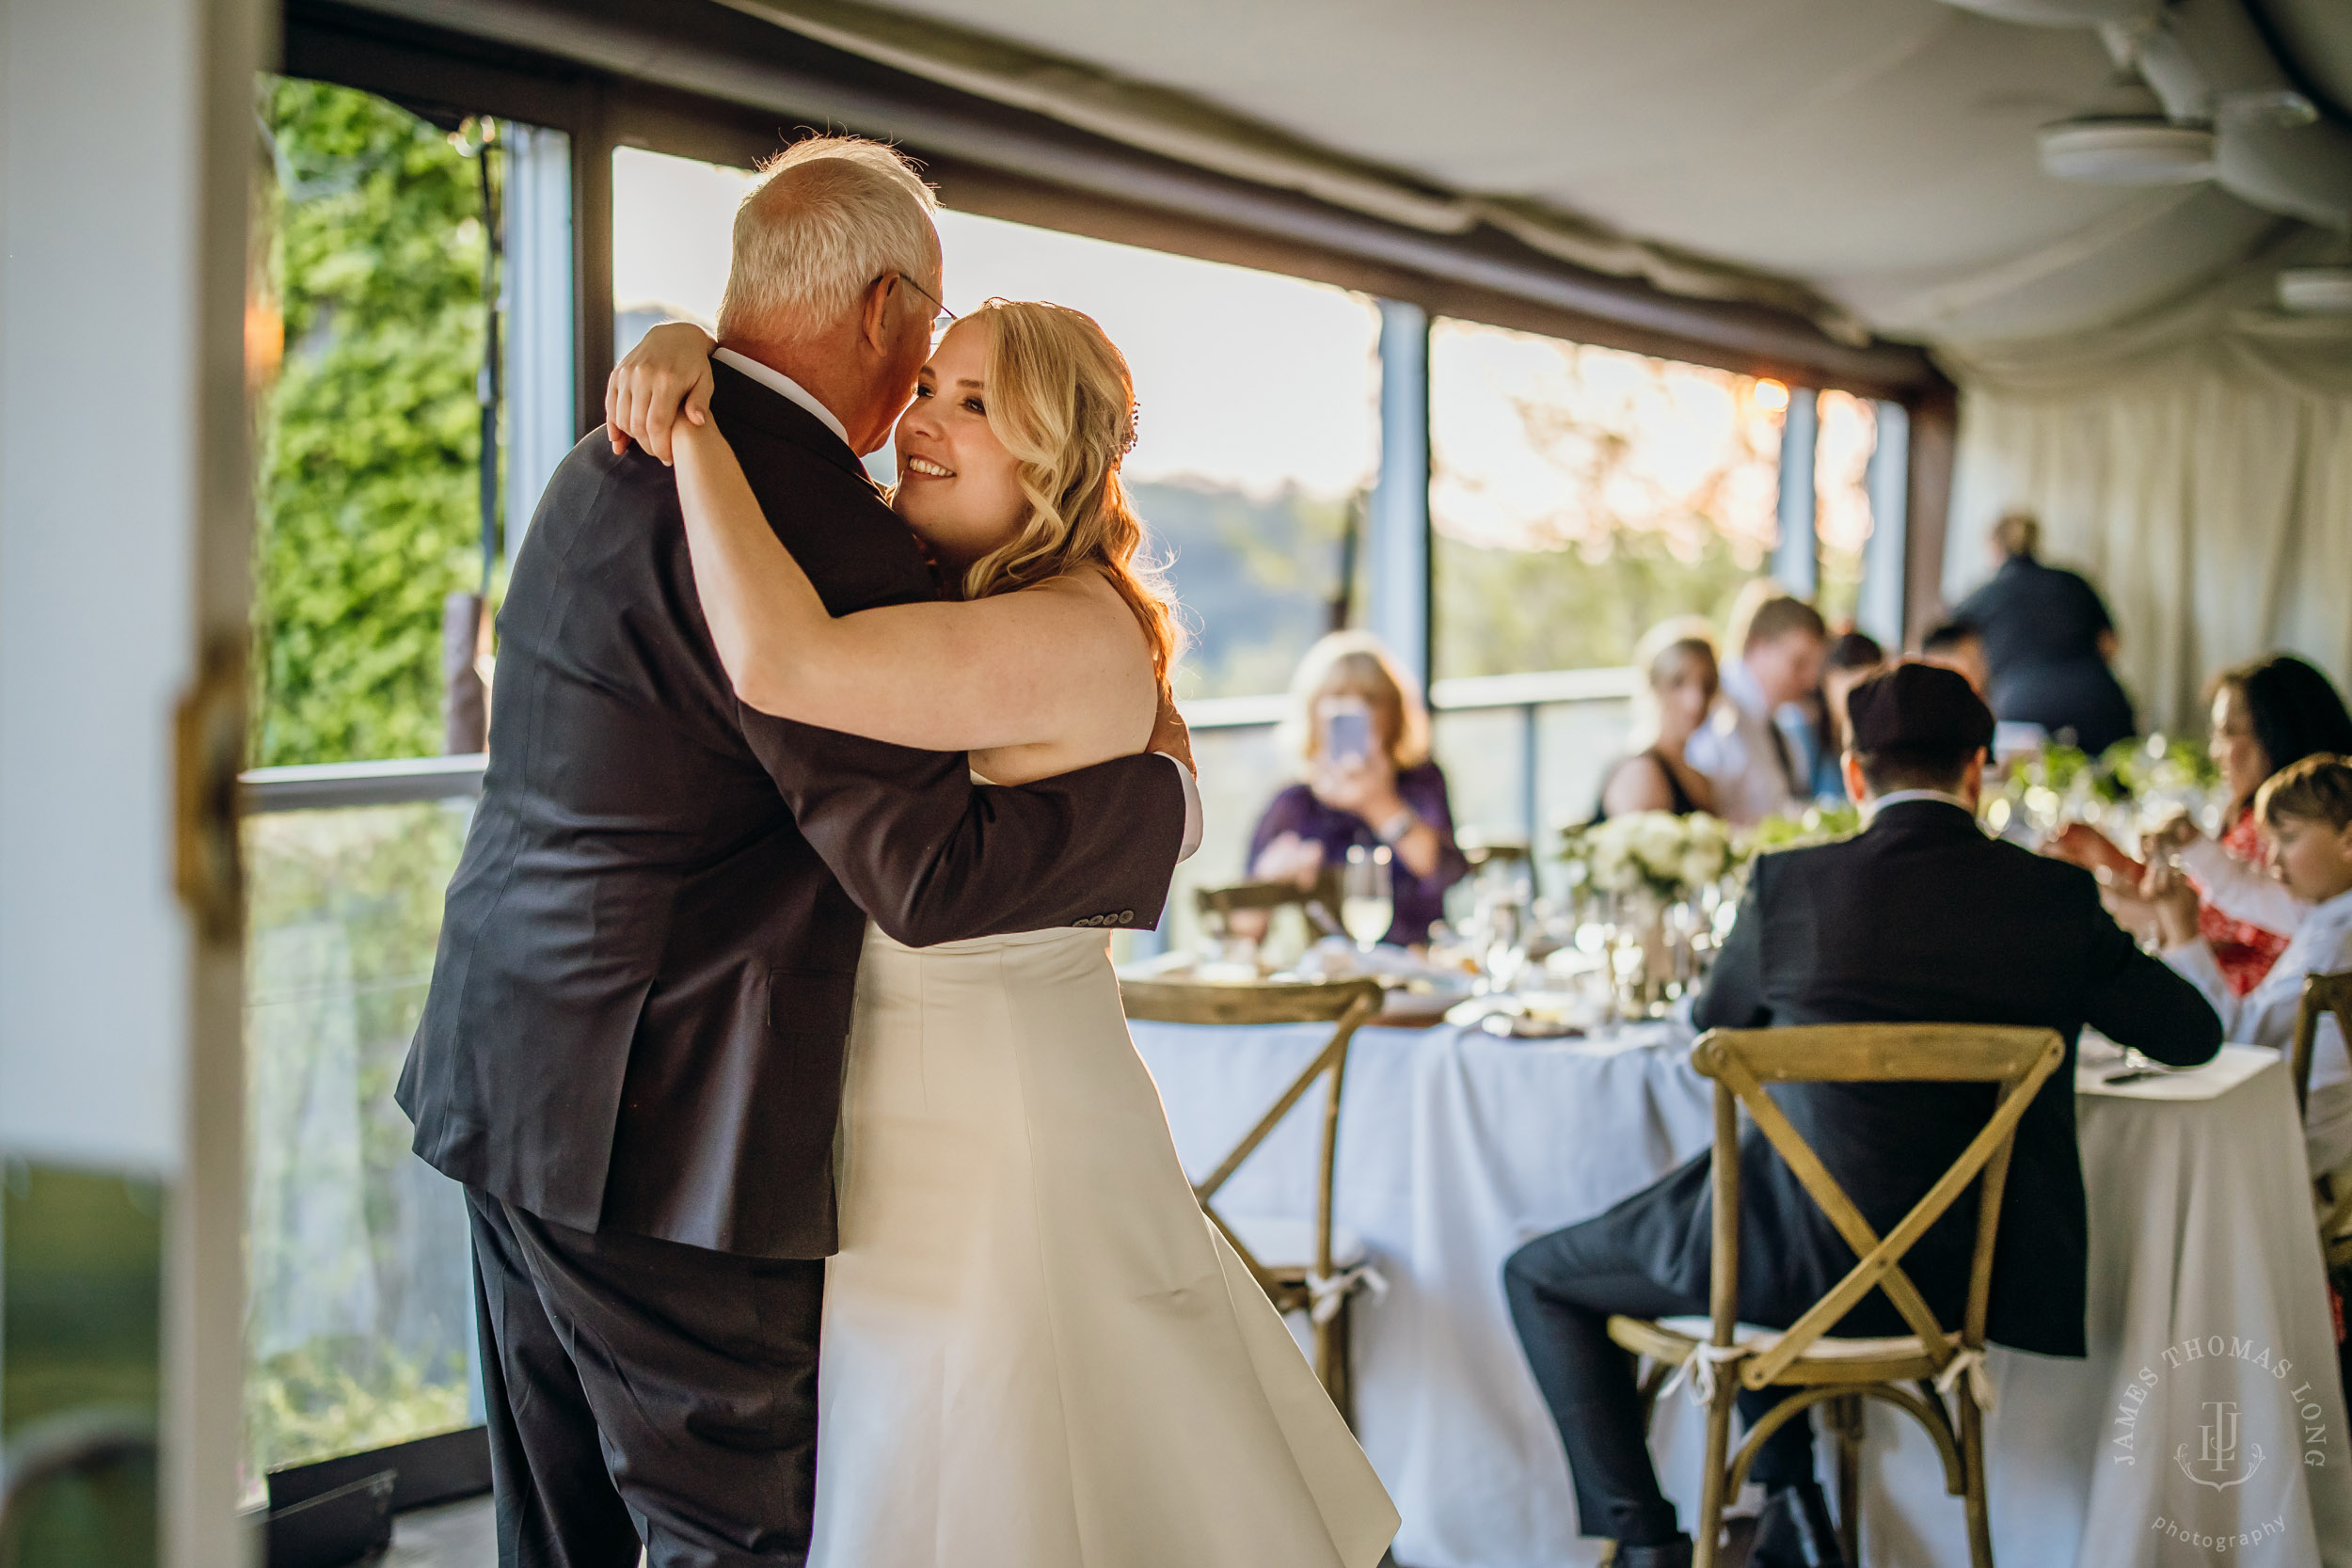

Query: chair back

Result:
[2290,970,2352,1118]
[1689,1023,2064,1391]
[1119,976,1383,1286]
[1194,873,1343,941]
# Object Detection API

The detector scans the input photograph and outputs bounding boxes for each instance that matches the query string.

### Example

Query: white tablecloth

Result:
[1129,1022,2352,1568]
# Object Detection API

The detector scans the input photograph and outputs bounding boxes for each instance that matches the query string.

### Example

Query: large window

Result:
[253,79,500,768]
[610,149,1383,701]
[1429,319,1783,681]
[245,78,503,1499]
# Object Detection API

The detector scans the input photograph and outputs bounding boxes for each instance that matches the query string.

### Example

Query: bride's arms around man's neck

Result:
[669,419,1157,767]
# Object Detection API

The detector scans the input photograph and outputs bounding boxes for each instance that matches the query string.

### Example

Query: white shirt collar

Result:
[1865,788,1977,821]
[712,346,851,449]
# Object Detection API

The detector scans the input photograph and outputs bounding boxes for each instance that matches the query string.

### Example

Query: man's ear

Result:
[1841,750,1867,803]
[857,274,898,356]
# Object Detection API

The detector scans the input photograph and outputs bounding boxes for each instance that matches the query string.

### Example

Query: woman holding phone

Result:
[1245,631,1468,947]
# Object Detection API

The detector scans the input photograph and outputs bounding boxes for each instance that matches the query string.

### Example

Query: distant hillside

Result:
[1126,478,1359,700]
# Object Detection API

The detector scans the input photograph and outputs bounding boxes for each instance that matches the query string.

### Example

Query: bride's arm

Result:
[671,418,1141,754]
[607,322,716,464]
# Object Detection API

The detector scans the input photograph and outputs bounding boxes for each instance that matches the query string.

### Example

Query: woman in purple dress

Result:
[1245,632,1468,947]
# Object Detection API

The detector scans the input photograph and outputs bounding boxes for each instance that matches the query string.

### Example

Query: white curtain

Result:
[1940,236,2352,733]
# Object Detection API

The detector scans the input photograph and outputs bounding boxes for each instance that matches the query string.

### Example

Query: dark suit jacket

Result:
[1952,555,2136,754]
[1605,799,2219,1357]
[397,364,1186,1259]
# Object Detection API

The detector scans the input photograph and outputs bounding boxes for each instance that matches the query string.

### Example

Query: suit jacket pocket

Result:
[769,966,856,1041]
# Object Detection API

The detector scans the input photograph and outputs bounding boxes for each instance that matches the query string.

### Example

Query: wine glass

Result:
[1342,844,1394,952]
[1484,893,1530,995]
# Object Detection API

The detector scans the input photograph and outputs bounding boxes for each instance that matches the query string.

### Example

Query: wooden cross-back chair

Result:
[1118,975,1384,1422]
[1194,872,1343,943]
[2291,970,2352,1275]
[1607,1023,2064,1568]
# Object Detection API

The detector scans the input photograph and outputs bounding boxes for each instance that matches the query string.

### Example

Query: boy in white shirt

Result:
[2149,752,2352,1175]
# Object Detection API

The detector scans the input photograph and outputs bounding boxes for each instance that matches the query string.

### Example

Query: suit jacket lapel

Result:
[707,361,876,489]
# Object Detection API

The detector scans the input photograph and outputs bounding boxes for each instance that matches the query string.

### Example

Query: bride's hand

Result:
[1149,682,1195,777]
[607,322,716,466]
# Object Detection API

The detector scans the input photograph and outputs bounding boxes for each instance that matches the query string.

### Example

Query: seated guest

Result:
[2147,753,2352,1176]
[1950,511,2136,754]
[1811,630,1883,800]
[1596,620,1719,820]
[1920,620,1989,700]
[1686,594,1827,825]
[2058,654,2352,988]
[1246,631,1468,947]
[1503,664,2220,1568]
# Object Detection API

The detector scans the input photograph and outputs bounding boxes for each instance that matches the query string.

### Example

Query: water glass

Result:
[1342,844,1394,951]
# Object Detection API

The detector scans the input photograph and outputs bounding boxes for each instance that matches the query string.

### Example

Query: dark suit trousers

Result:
[1504,1215,1815,1546]
[466,1188,824,1568]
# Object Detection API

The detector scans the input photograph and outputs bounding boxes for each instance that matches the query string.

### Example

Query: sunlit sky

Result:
[610,147,1874,540]
[613,147,1380,500]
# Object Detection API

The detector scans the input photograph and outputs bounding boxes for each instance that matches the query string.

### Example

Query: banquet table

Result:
[1128,1017,2352,1568]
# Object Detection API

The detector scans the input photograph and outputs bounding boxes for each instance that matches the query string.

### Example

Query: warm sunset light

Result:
[1752,377,1790,413]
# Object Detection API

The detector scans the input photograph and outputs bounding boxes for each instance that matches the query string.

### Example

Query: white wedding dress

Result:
[808,922,1399,1568]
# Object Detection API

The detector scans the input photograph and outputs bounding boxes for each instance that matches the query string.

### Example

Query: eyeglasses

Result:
[890,271,956,336]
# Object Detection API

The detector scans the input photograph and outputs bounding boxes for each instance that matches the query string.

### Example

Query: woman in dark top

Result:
[1950,512,2137,754]
[1246,632,1468,947]
[1594,622,1720,822]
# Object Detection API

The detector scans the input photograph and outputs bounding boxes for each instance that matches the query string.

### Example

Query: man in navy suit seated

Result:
[1504,663,2220,1568]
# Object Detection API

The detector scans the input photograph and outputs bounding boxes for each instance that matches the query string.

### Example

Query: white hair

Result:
[715,135,939,345]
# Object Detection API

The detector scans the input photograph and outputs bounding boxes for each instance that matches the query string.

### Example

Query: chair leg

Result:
[1829,1394,1864,1568]
[1313,1295,1354,1431]
[1692,1377,1738,1568]
[1958,1389,1994,1568]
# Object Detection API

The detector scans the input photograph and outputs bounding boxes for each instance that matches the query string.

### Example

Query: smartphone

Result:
[1323,698,1374,766]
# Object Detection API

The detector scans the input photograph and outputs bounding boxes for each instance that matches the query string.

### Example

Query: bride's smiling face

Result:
[892,319,1026,573]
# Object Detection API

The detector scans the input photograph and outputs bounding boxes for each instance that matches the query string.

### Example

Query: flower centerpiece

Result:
[1559,812,1739,1017]
[1560,810,1737,903]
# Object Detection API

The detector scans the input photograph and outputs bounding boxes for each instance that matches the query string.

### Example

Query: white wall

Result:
[0,0,205,1172]
[0,2,262,1562]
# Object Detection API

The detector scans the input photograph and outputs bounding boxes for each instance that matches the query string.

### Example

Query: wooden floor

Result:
[375,1497,1676,1568]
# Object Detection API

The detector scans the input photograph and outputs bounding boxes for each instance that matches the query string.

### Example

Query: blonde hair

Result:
[1631,616,1720,743]
[716,135,938,346]
[955,300,1181,681]
[1279,631,1432,776]
[2258,752,2352,832]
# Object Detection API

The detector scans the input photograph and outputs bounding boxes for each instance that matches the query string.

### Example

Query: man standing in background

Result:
[1951,512,2136,754]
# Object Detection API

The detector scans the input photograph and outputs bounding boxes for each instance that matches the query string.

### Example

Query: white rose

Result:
[1631,814,1684,877]
[1590,839,1638,894]
[1678,847,1724,889]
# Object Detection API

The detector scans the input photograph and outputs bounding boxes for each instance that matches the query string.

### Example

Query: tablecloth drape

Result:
[1130,1023,2352,1568]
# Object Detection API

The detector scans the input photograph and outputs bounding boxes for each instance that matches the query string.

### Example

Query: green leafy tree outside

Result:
[254,77,490,767]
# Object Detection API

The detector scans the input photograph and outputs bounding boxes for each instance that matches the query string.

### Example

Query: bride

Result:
[608,303,1397,1568]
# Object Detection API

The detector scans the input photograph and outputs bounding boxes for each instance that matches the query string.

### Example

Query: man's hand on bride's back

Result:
[1149,683,1195,777]
[607,323,717,466]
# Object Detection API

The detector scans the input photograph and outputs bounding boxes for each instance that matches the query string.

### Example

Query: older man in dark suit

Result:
[398,136,1196,1568]
[1504,663,2220,1568]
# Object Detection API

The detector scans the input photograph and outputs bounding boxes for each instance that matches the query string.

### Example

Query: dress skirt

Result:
[809,924,1398,1568]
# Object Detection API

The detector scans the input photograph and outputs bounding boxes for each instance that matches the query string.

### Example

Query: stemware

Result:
[1484,893,1530,995]
[1341,844,1394,952]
